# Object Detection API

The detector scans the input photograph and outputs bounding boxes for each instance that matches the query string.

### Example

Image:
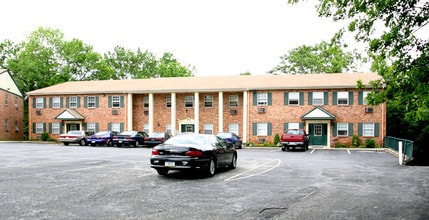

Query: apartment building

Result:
[0,69,24,140]
[26,73,385,147]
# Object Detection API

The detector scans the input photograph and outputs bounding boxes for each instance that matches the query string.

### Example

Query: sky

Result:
[1,0,349,77]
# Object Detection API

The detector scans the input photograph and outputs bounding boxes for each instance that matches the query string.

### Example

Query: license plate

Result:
[119,141,122,143]
[165,161,175,168]
[92,141,95,143]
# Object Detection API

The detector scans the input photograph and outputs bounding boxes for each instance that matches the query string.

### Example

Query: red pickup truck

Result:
[281,129,309,151]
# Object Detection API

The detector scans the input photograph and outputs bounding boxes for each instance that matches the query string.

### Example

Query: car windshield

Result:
[94,131,110,136]
[149,132,165,138]
[120,131,136,136]
[287,130,303,135]
[217,133,232,138]
[164,135,211,146]
[68,131,82,135]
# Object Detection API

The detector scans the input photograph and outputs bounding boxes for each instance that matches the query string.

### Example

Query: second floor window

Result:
[362,91,370,105]
[337,92,349,105]
[289,92,299,105]
[204,95,213,108]
[185,96,193,108]
[5,94,8,106]
[52,97,61,108]
[112,96,120,108]
[36,97,44,108]
[69,97,78,108]
[313,92,324,105]
[143,96,149,108]
[166,96,171,108]
[229,95,238,107]
[87,96,96,108]
[257,93,268,106]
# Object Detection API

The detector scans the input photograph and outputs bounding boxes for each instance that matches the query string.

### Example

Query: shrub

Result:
[274,134,280,145]
[365,139,376,148]
[41,132,49,141]
[335,143,347,148]
[351,135,361,148]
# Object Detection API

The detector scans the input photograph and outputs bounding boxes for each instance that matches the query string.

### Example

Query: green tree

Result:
[155,52,194,78]
[270,41,362,74]
[0,39,21,69]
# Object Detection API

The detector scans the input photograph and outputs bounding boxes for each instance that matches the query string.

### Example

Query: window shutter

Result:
[49,97,53,108]
[283,123,288,133]
[108,123,112,131]
[42,123,46,133]
[32,123,36,133]
[95,123,99,132]
[108,96,112,108]
[284,92,288,105]
[95,96,99,108]
[267,123,272,136]
[348,123,354,136]
[268,92,272,106]
[32,97,36,108]
[358,123,362,136]
[299,123,304,129]
[66,97,70,108]
[252,123,257,135]
[83,123,87,130]
[77,97,81,108]
[43,97,46,108]
[120,123,124,132]
[49,123,52,133]
[299,92,304,105]
[374,123,379,137]
[60,97,63,108]
[59,123,62,133]
[358,91,363,105]
[308,92,313,105]
[349,92,354,105]
[324,92,329,105]
[333,123,337,136]
[253,93,257,106]
[332,92,337,105]
[120,96,124,108]
[84,96,88,108]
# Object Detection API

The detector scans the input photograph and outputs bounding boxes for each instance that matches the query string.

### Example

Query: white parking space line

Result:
[224,159,281,182]
[347,149,351,155]
[310,149,316,154]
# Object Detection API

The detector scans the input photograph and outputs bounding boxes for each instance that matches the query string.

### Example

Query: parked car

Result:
[112,131,148,147]
[59,130,94,146]
[150,133,237,177]
[144,132,172,147]
[87,130,120,147]
[281,128,309,151]
[217,132,243,149]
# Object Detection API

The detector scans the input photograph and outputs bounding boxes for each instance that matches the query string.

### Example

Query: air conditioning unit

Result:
[36,110,41,115]
[229,109,237,115]
[365,107,374,113]
[144,110,149,115]
[258,138,265,144]
[258,108,266,113]
[111,109,118,115]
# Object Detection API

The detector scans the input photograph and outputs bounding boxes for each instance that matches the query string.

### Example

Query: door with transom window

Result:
[308,123,327,146]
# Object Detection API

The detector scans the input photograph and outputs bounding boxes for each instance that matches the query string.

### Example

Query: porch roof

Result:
[301,106,335,120]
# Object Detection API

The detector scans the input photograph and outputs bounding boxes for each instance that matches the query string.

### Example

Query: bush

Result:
[335,143,347,148]
[41,132,49,141]
[274,134,280,145]
[365,139,376,148]
[351,135,361,148]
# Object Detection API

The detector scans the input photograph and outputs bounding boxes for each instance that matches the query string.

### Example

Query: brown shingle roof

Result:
[27,73,382,95]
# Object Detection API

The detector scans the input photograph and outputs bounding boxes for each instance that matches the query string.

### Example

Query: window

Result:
[337,123,349,136]
[87,96,96,108]
[4,119,8,131]
[166,123,171,134]
[52,97,61,108]
[229,123,239,135]
[15,97,18,109]
[166,96,171,108]
[15,121,19,132]
[337,92,348,105]
[313,92,324,105]
[204,95,213,108]
[36,97,44,108]
[203,123,213,134]
[289,92,299,105]
[112,96,120,108]
[144,123,149,133]
[185,96,193,108]
[257,123,268,136]
[69,96,78,108]
[229,95,239,107]
[314,124,322,136]
[363,123,374,137]
[35,122,44,134]
[86,123,96,133]
[5,94,8,106]
[51,122,60,134]
[362,91,370,105]
[257,93,268,106]
[111,123,121,132]
[143,96,149,108]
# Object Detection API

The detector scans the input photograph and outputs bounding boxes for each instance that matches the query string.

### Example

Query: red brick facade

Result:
[0,87,24,140]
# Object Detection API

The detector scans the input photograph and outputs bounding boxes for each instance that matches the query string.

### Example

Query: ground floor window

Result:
[203,123,213,134]
[36,122,44,134]
[363,123,374,137]
[337,123,349,136]
[111,123,121,133]
[51,122,61,134]
[228,123,239,135]
[257,123,268,136]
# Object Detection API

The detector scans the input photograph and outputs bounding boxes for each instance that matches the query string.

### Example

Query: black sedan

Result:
[150,133,237,177]
[112,131,148,147]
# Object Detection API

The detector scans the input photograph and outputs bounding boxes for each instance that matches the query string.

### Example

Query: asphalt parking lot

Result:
[0,142,428,220]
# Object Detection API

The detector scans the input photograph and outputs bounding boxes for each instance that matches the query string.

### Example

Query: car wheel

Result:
[79,139,86,146]
[229,154,237,169]
[281,146,286,151]
[63,142,69,146]
[107,140,113,147]
[134,141,139,148]
[156,168,169,175]
[205,159,216,177]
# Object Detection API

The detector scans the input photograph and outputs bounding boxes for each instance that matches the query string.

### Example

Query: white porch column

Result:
[127,93,133,131]
[242,91,248,143]
[218,91,224,133]
[194,92,199,133]
[148,93,154,134]
[171,93,176,136]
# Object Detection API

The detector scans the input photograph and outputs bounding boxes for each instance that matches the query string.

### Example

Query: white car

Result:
[59,130,94,146]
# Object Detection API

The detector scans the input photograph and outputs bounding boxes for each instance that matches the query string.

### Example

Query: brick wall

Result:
[0,90,24,140]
